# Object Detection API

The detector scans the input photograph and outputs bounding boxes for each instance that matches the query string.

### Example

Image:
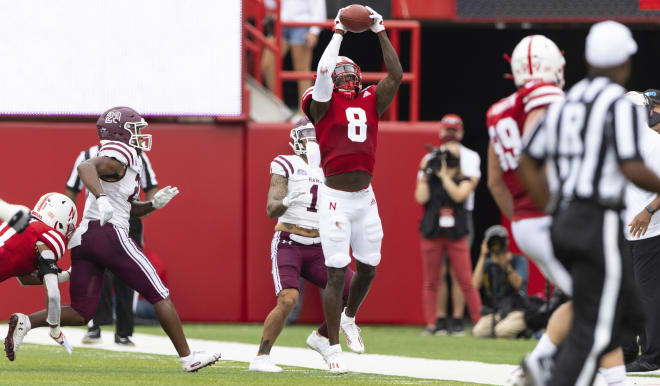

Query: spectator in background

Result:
[421,114,481,335]
[415,141,482,336]
[65,144,159,345]
[472,225,528,339]
[622,90,660,372]
[262,0,326,120]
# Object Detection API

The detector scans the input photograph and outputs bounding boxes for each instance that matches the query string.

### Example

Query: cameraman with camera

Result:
[415,140,482,336]
[471,225,528,338]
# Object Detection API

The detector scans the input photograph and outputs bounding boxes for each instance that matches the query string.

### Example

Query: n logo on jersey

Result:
[329,202,337,210]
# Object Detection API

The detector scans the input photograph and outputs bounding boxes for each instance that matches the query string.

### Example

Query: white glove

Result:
[49,326,72,355]
[282,191,306,208]
[96,195,114,226]
[152,186,180,210]
[365,6,385,33]
[8,205,30,233]
[333,7,346,32]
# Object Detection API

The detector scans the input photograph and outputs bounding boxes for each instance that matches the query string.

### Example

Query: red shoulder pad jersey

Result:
[0,219,66,282]
[486,80,564,220]
[303,85,379,177]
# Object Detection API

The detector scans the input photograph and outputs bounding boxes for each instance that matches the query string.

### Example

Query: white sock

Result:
[599,365,626,386]
[530,333,557,361]
[180,353,193,362]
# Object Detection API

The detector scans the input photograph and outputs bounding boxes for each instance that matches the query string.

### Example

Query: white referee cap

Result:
[585,21,637,68]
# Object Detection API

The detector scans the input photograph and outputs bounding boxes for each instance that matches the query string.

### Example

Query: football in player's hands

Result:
[339,4,372,33]
[364,6,385,33]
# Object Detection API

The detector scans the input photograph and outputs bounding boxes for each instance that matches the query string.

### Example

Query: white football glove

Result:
[333,7,346,32]
[365,6,385,33]
[282,191,306,208]
[152,186,180,210]
[49,326,72,355]
[96,195,114,226]
[8,205,30,233]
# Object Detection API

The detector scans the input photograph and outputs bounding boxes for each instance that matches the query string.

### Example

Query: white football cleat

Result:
[504,365,525,386]
[4,313,30,361]
[181,351,221,372]
[340,309,364,354]
[306,330,330,363]
[326,344,348,374]
[249,355,283,373]
[521,353,552,386]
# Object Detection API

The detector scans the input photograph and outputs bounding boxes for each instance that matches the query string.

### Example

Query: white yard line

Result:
[1,326,658,385]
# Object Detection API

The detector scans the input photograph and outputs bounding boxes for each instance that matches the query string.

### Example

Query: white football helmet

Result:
[290,120,316,155]
[511,35,565,89]
[31,193,77,239]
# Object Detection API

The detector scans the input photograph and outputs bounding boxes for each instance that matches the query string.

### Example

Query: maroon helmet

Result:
[96,106,151,151]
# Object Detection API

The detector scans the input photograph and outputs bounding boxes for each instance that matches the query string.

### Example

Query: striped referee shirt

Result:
[523,76,648,212]
[66,144,158,194]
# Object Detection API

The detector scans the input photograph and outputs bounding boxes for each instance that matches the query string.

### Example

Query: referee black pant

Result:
[549,201,643,386]
[91,218,143,337]
[623,235,660,364]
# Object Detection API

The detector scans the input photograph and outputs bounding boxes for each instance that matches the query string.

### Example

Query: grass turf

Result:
[0,344,479,385]
[133,323,538,365]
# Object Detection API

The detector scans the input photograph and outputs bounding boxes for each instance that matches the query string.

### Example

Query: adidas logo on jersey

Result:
[362,90,371,98]
[370,198,377,206]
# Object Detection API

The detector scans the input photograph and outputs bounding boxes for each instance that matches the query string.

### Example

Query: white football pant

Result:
[319,184,383,268]
[512,215,573,296]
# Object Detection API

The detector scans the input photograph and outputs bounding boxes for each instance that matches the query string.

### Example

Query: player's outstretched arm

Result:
[309,9,346,123]
[130,186,179,217]
[487,142,514,219]
[369,7,402,117]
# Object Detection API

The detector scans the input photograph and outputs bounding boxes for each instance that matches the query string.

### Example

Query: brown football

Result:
[339,4,372,33]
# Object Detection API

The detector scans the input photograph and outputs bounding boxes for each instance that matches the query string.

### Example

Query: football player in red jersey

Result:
[1,193,77,359]
[489,36,626,385]
[302,6,402,373]
[0,199,30,233]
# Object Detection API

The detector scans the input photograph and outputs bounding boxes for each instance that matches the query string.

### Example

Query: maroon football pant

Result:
[271,231,353,299]
[70,221,169,322]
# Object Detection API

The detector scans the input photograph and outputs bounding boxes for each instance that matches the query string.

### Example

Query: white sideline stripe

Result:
[0,326,655,385]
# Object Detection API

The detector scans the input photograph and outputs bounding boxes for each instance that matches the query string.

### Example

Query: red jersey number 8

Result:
[346,107,367,142]
[489,117,522,172]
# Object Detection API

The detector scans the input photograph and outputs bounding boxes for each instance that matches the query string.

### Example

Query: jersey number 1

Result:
[346,107,367,143]
[306,185,318,213]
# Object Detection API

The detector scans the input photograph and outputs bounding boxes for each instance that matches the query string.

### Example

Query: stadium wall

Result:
[0,121,440,324]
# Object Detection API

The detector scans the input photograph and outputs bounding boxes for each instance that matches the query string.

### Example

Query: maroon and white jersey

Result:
[486,80,564,220]
[81,140,142,232]
[0,219,66,282]
[302,85,380,177]
[271,154,324,229]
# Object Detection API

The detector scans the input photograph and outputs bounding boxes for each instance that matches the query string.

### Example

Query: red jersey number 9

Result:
[346,107,367,142]
[489,117,522,172]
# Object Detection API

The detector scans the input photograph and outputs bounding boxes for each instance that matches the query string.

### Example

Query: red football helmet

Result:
[332,56,362,99]
[97,106,152,151]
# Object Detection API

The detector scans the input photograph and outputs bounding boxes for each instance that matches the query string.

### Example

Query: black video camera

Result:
[424,145,460,174]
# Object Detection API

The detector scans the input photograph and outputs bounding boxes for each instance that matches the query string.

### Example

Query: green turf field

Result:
[0,344,475,385]
[0,324,539,385]
[135,323,538,364]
